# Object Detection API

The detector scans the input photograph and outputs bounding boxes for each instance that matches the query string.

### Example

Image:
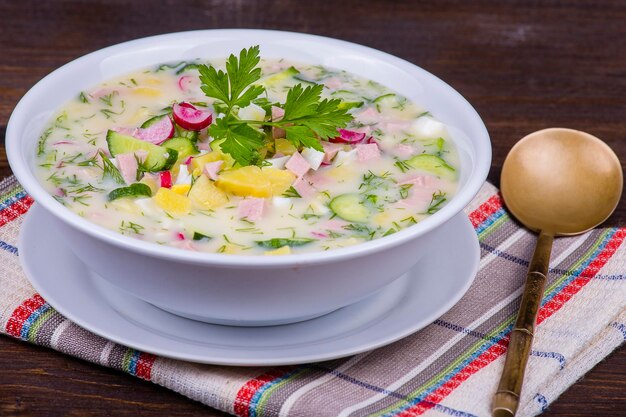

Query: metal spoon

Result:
[492,128,623,417]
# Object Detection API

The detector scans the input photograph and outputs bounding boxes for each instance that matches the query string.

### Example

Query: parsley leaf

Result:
[199,46,352,166]
[209,116,264,166]
[199,46,265,109]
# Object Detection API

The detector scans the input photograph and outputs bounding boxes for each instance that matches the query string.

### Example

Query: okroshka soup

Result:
[35,47,459,256]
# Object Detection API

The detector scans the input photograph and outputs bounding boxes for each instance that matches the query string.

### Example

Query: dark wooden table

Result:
[1,1,624,416]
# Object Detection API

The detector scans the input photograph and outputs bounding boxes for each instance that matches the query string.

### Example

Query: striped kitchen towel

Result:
[1,174,624,417]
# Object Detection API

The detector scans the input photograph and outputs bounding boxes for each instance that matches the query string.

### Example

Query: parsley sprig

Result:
[198,46,352,166]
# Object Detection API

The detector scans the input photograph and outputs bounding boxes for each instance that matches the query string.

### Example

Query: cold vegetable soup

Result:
[35,47,460,255]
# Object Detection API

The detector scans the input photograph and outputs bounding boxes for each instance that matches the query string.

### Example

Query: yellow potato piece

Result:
[275,138,297,155]
[262,167,296,196]
[188,175,228,209]
[191,150,235,172]
[132,87,162,97]
[139,176,159,194]
[216,166,272,198]
[171,184,191,195]
[264,246,292,256]
[154,187,191,216]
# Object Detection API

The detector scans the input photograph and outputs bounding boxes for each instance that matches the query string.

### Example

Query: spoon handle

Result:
[492,231,554,417]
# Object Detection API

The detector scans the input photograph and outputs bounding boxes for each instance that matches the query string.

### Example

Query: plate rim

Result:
[19,203,480,366]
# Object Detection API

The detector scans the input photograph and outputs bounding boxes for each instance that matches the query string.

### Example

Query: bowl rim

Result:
[6,28,491,267]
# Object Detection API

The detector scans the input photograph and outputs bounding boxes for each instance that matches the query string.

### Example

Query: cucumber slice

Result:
[161,137,199,161]
[106,130,178,172]
[174,125,199,141]
[140,114,169,129]
[255,238,315,249]
[257,66,300,86]
[405,154,456,179]
[108,183,152,201]
[373,93,406,111]
[329,193,370,223]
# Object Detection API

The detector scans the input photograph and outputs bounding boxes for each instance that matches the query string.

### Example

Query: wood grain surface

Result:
[1,1,624,416]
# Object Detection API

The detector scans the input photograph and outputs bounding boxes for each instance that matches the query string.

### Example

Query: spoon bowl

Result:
[501,128,623,235]
[493,128,622,417]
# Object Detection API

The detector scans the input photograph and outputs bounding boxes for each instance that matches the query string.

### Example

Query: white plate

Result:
[20,204,479,366]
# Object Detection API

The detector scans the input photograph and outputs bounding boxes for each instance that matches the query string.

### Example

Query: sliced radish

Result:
[160,171,172,188]
[172,102,213,131]
[330,129,367,144]
[134,115,175,145]
[177,76,200,93]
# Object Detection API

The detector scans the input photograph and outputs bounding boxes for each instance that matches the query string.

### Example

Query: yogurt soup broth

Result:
[35,47,459,255]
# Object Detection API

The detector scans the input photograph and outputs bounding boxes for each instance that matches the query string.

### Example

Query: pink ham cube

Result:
[356,143,380,162]
[285,152,311,177]
[292,176,316,199]
[203,160,223,181]
[321,141,345,164]
[238,198,265,221]
[115,153,138,185]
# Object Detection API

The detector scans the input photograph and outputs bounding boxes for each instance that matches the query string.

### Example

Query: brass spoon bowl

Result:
[492,128,623,417]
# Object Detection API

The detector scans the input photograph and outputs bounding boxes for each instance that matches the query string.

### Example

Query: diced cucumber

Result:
[140,114,169,129]
[257,66,300,86]
[175,63,201,74]
[337,101,364,111]
[108,183,152,201]
[373,93,406,111]
[192,232,212,241]
[405,154,456,179]
[161,137,199,161]
[293,75,317,86]
[329,193,370,223]
[255,237,315,249]
[175,125,199,141]
[106,130,178,172]
[331,89,364,102]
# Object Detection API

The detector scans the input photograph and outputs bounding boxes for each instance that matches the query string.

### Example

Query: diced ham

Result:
[238,198,265,221]
[203,160,223,180]
[353,125,372,136]
[115,153,139,185]
[321,142,344,164]
[197,142,212,151]
[292,176,316,199]
[394,187,434,212]
[393,144,416,158]
[381,120,411,135]
[323,76,343,89]
[272,106,286,139]
[285,152,311,177]
[356,143,380,162]
[356,107,379,123]
[398,174,442,189]
[304,171,331,188]
[321,219,348,232]
[89,87,116,99]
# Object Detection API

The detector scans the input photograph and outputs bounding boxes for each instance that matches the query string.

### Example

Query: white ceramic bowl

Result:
[7,29,491,326]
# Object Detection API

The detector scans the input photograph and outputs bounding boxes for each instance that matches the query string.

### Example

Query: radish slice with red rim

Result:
[330,129,367,144]
[172,102,213,131]
[121,115,175,145]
